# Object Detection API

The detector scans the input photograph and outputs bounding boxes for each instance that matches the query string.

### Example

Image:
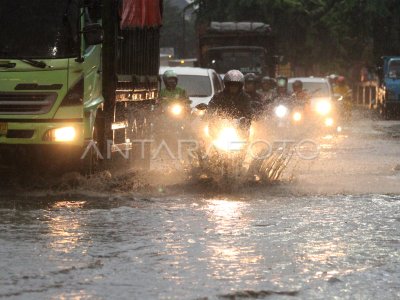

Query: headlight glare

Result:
[275,105,289,118]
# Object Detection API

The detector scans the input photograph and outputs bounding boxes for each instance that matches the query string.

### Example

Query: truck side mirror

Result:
[83,24,103,46]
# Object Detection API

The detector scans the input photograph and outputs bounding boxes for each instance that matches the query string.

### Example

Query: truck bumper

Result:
[0,119,85,147]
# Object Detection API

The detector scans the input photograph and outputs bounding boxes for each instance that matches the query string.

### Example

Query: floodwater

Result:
[1,112,400,299]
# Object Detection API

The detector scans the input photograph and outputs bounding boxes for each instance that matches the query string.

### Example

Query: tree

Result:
[194,0,400,76]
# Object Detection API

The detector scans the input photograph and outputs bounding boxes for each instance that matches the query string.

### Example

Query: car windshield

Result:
[0,0,80,59]
[388,60,400,78]
[162,75,212,97]
[206,48,264,75]
[288,81,331,97]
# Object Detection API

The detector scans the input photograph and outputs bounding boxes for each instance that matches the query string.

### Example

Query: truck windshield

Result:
[206,48,264,75]
[388,60,400,78]
[0,0,79,59]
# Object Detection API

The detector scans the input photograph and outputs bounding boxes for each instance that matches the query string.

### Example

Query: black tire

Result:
[80,114,105,175]
[129,110,151,170]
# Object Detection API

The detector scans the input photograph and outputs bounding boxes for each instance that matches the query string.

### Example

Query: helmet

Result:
[163,70,178,82]
[261,76,271,83]
[261,76,276,87]
[224,70,245,85]
[329,74,338,80]
[337,76,346,83]
[292,80,303,89]
[244,73,259,83]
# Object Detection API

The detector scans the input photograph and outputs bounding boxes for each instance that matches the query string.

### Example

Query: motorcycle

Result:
[266,94,340,139]
[191,104,251,185]
[309,96,341,133]
[263,95,309,140]
[153,99,192,153]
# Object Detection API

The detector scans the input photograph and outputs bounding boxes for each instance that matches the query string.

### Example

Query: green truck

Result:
[0,0,162,172]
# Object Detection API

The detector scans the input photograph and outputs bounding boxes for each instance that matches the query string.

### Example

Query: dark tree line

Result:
[194,0,400,77]
[159,0,400,78]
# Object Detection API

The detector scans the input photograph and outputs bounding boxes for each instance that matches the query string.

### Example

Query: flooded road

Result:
[1,113,400,299]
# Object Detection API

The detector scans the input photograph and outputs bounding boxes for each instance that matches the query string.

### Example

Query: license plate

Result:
[0,122,7,135]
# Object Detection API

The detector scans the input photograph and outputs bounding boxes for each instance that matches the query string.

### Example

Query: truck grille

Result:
[0,92,57,115]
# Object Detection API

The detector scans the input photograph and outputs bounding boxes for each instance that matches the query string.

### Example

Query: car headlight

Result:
[325,117,334,127]
[275,105,289,118]
[44,126,77,142]
[315,99,332,116]
[293,112,302,122]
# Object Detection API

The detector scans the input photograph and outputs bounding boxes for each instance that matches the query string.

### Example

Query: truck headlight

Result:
[275,105,288,118]
[44,126,77,142]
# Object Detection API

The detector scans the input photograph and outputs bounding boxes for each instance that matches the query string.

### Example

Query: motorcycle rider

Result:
[292,80,310,103]
[273,76,292,99]
[327,74,338,89]
[208,70,254,122]
[244,73,264,114]
[334,76,352,119]
[259,76,277,104]
[159,70,190,106]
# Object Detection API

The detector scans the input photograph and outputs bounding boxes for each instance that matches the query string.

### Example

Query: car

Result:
[288,77,334,99]
[288,77,341,131]
[159,67,224,108]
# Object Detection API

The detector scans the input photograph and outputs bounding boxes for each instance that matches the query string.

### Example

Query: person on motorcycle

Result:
[334,76,353,119]
[208,70,254,121]
[159,70,190,106]
[292,80,310,103]
[244,73,264,114]
[273,76,292,99]
[259,76,277,104]
[327,74,338,88]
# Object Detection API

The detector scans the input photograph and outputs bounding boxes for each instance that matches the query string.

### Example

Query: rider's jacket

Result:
[208,90,254,120]
[159,86,190,105]
[292,90,310,103]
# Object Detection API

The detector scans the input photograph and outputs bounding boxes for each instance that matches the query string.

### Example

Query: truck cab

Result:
[198,22,276,78]
[0,1,103,160]
[204,46,267,77]
[378,56,400,118]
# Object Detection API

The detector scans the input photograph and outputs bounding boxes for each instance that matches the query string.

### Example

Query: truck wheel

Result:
[80,116,104,175]
[130,111,151,170]
[379,101,389,120]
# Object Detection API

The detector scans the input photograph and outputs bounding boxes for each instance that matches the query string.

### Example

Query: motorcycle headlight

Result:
[192,108,206,117]
[170,104,183,116]
[315,99,332,116]
[213,127,245,152]
[275,105,289,118]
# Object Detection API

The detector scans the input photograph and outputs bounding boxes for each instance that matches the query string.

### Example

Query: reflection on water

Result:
[204,199,263,281]
[0,195,399,299]
[47,201,88,254]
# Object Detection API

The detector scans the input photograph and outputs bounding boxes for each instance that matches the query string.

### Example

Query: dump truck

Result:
[198,22,276,77]
[0,0,162,172]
